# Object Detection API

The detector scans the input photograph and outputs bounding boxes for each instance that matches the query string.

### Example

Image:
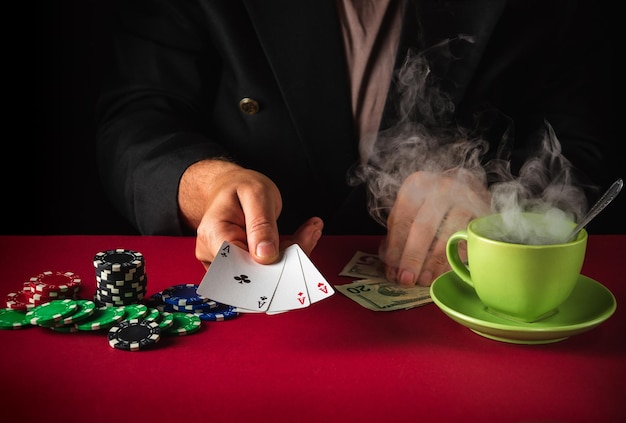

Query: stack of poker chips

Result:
[93,249,147,307]
[5,271,82,310]
[145,283,240,322]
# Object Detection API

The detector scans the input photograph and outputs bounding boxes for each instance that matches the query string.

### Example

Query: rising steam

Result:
[349,38,588,244]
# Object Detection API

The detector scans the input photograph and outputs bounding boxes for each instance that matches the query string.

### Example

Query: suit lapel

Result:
[241,0,508,214]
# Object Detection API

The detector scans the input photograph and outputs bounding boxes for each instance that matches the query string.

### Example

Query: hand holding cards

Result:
[197,241,334,314]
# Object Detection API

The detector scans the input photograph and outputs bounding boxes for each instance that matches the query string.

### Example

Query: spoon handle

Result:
[567,178,623,242]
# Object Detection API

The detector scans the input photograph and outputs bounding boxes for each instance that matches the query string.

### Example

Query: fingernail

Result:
[256,241,276,258]
[398,269,416,286]
[312,229,322,243]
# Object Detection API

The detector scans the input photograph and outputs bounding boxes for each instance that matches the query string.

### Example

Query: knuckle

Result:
[246,217,275,235]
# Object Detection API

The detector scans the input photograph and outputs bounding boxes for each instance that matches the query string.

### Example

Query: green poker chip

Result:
[122,304,148,321]
[142,307,161,321]
[161,312,201,336]
[0,308,32,329]
[25,299,78,326]
[41,300,96,327]
[74,306,126,331]
[156,311,174,330]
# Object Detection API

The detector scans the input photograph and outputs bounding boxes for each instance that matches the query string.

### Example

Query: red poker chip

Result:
[23,286,80,301]
[5,291,35,311]
[23,290,79,306]
[29,271,82,295]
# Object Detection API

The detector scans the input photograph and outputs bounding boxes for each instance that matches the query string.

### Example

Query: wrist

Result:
[178,158,243,229]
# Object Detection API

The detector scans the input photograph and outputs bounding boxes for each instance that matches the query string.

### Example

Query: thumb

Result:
[246,215,280,264]
[240,181,282,265]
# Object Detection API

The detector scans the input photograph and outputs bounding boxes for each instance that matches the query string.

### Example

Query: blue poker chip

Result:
[161,284,214,307]
[170,301,218,312]
[193,304,240,322]
[154,301,216,313]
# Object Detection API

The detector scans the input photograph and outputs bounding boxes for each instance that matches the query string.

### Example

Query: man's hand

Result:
[382,169,490,286]
[179,159,323,269]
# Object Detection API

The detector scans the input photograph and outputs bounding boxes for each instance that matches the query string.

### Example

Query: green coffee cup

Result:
[446,213,587,323]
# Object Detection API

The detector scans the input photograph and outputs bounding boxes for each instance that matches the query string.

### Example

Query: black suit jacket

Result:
[96,0,616,235]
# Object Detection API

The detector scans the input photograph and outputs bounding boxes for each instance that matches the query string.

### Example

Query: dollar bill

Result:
[335,278,432,311]
[338,250,387,279]
[337,251,432,311]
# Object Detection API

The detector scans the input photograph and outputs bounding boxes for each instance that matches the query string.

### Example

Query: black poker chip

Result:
[94,249,145,272]
[96,269,146,284]
[108,319,161,351]
[94,291,145,307]
[97,282,147,298]
[94,249,147,306]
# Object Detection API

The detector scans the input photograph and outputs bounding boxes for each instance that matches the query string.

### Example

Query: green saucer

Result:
[430,271,616,344]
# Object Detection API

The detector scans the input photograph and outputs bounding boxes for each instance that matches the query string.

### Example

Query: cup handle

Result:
[446,230,474,288]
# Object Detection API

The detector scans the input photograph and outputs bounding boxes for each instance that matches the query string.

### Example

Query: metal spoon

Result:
[566,178,623,242]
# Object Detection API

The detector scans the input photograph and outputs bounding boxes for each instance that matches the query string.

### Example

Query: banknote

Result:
[335,278,432,311]
[338,251,387,279]
[337,251,433,311]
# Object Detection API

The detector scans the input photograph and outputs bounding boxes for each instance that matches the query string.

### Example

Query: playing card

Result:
[266,245,310,314]
[296,246,335,303]
[197,241,284,312]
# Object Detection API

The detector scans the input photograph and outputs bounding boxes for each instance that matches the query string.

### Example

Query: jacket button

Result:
[239,97,260,115]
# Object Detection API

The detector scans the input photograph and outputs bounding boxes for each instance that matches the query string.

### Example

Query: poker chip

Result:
[52,300,96,326]
[1,248,237,349]
[142,307,161,322]
[93,249,145,272]
[146,287,238,327]
[11,271,83,309]
[96,278,146,293]
[5,290,35,311]
[25,299,78,326]
[122,304,148,321]
[74,306,126,331]
[0,308,32,329]
[24,286,79,305]
[157,301,218,313]
[93,249,147,306]
[161,312,201,336]
[108,319,161,351]
[96,290,146,303]
[193,304,240,322]
[96,267,146,283]
[173,300,218,311]
[155,311,174,330]
[161,283,212,306]
[93,291,146,308]
[29,271,82,295]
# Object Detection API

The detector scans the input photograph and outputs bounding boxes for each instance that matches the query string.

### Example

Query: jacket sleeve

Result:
[96,0,226,235]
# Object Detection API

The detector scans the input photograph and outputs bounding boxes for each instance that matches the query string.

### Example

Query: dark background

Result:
[4,1,622,235]
[9,1,137,235]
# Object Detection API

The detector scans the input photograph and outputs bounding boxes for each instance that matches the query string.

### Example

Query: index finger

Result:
[395,197,444,286]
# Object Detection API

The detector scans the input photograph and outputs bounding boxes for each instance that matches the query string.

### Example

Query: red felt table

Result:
[0,235,624,423]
